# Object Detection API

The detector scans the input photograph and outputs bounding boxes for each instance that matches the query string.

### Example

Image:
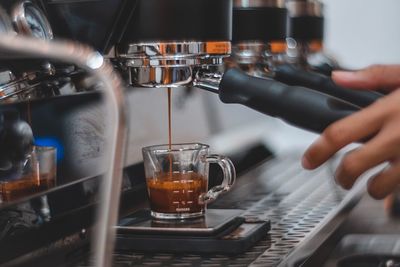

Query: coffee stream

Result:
[167,87,172,150]
[146,88,209,214]
[167,88,173,178]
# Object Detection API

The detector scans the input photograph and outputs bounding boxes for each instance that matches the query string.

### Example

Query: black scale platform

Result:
[116,209,270,254]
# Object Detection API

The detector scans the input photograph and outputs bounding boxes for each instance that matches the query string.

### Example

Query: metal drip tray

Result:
[81,152,361,267]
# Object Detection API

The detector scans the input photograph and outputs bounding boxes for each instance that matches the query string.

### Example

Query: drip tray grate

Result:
[82,153,350,267]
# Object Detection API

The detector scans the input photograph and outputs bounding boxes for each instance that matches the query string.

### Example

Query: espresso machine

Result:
[111,0,363,133]
[285,0,338,74]
[33,0,372,131]
[229,0,383,108]
[278,0,384,108]
[230,0,288,77]
[0,1,392,267]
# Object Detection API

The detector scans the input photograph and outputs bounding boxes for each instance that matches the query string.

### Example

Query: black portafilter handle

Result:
[218,69,360,134]
[273,64,383,108]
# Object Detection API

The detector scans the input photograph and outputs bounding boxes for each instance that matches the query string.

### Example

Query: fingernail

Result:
[302,156,312,169]
[341,180,353,190]
[334,173,353,190]
[332,71,356,80]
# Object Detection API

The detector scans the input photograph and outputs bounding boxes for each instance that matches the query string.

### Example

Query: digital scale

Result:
[116,209,270,254]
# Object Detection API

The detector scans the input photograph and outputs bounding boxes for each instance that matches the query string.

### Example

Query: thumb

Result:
[332,65,400,92]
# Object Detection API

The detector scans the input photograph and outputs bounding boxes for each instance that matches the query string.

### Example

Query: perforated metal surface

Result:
[81,153,348,267]
[212,153,346,267]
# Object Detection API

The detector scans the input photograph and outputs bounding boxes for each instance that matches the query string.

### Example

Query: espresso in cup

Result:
[147,172,207,214]
[142,143,236,219]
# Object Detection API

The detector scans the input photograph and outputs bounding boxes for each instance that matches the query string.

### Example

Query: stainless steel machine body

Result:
[230,0,288,77]
[115,41,230,87]
[0,1,389,267]
[286,0,338,74]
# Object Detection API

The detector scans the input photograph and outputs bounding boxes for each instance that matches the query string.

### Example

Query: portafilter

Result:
[114,0,363,134]
[230,0,383,109]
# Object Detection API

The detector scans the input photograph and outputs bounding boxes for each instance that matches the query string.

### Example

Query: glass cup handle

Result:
[199,154,236,204]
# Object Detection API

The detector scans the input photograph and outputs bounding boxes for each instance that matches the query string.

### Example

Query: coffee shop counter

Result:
[0,121,387,267]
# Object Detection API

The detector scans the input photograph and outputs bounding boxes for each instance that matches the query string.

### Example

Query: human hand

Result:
[302,65,400,199]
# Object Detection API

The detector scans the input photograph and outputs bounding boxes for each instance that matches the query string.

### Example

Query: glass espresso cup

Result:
[0,146,56,202]
[142,143,236,219]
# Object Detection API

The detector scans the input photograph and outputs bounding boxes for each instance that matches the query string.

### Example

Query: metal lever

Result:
[195,68,361,134]
[273,64,383,108]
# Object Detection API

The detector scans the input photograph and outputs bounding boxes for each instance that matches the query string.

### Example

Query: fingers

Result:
[302,100,387,170]
[303,65,400,199]
[368,160,400,199]
[334,128,399,190]
[332,64,400,92]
